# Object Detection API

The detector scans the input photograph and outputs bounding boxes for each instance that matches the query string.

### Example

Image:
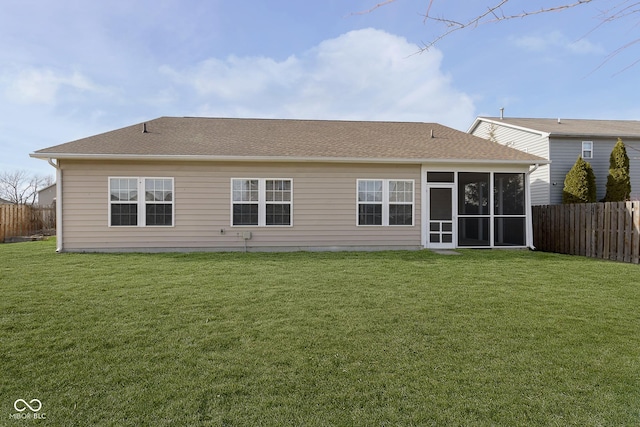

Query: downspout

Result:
[420,164,427,248]
[525,163,540,250]
[47,158,63,253]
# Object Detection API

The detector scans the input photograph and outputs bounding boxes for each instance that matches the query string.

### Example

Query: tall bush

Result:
[603,138,631,201]
[563,156,597,204]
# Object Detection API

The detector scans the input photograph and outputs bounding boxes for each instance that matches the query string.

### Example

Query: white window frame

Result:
[108,177,175,227]
[356,179,415,226]
[230,178,293,227]
[582,141,593,159]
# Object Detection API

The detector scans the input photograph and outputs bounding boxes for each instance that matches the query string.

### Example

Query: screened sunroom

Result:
[423,169,530,249]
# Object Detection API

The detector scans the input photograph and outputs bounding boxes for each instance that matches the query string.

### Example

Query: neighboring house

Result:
[0,197,12,204]
[468,116,640,205]
[30,117,546,253]
[37,183,56,206]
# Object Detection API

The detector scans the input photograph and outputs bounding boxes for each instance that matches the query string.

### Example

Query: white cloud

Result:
[3,67,110,105]
[511,31,604,55]
[162,28,475,128]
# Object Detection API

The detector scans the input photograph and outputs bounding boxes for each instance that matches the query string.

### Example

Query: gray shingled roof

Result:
[32,116,545,164]
[478,117,640,138]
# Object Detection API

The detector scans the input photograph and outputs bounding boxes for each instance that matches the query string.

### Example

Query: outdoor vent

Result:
[142,123,148,133]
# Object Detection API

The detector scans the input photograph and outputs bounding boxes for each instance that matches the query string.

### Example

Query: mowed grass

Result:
[1,240,639,426]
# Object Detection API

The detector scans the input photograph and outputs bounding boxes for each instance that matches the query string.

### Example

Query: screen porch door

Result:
[427,185,455,249]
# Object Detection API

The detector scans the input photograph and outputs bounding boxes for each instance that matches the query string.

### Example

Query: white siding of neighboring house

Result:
[37,183,56,206]
[58,159,423,252]
[471,120,550,205]
[550,137,640,204]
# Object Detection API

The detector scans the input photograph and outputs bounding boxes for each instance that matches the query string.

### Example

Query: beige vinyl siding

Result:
[549,137,640,204]
[471,120,550,205]
[59,160,421,251]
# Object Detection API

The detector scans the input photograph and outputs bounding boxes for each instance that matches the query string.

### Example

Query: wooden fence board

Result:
[624,202,632,263]
[578,205,589,256]
[0,205,55,243]
[597,203,604,259]
[591,204,596,258]
[632,202,640,264]
[617,202,624,261]
[603,203,611,260]
[568,204,575,255]
[533,202,640,264]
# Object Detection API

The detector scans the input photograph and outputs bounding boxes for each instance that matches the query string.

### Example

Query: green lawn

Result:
[1,239,639,426]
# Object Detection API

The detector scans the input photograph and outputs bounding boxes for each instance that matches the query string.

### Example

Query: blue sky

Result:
[1,0,638,177]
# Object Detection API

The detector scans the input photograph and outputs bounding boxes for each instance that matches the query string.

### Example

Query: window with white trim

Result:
[582,141,593,159]
[109,177,174,226]
[232,178,292,226]
[357,179,414,226]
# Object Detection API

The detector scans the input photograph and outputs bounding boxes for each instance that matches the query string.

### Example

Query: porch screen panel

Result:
[458,172,490,246]
[494,173,526,246]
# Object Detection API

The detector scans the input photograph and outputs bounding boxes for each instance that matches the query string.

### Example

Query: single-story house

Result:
[468,116,640,205]
[37,183,57,206]
[30,117,546,253]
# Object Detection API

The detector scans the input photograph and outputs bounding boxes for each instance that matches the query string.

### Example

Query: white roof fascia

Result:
[37,182,56,192]
[467,117,485,134]
[30,152,548,166]
[468,117,551,139]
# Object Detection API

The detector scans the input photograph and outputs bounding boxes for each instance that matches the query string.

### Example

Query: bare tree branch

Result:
[419,0,594,51]
[0,170,52,205]
[599,37,640,75]
[351,0,399,16]
[360,0,640,71]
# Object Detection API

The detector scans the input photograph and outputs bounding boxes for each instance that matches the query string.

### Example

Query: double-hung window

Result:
[145,178,174,226]
[109,177,174,227]
[357,179,414,226]
[232,178,292,226]
[582,141,593,159]
[357,180,383,225]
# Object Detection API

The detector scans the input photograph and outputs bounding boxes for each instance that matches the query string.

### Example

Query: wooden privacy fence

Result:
[532,201,640,264]
[0,204,56,243]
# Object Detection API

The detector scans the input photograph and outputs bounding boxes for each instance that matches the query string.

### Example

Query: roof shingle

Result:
[478,117,640,138]
[33,116,545,163]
